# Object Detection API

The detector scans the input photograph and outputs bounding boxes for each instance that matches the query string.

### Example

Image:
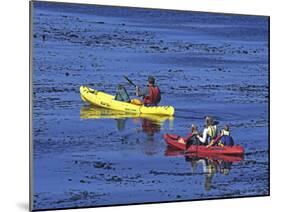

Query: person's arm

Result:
[207,140,215,148]
[207,134,223,148]
[197,128,208,143]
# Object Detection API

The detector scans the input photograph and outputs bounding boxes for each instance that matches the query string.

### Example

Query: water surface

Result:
[32,2,269,210]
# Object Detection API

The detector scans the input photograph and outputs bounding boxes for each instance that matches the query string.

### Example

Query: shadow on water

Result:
[165,147,244,192]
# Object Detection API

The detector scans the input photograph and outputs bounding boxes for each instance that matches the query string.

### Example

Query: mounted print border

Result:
[30,1,270,211]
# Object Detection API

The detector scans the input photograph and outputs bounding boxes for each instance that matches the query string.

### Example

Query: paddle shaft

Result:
[185,134,195,151]
[124,76,137,87]
[207,135,222,147]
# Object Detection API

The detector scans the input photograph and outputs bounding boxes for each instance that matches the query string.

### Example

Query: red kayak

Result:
[164,147,244,162]
[163,134,244,155]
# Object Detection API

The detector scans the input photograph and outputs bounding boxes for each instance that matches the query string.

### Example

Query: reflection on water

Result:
[80,105,174,134]
[115,119,126,131]
[165,147,244,191]
[80,105,174,156]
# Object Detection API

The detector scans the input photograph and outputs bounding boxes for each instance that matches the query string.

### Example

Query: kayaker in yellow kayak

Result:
[136,76,161,106]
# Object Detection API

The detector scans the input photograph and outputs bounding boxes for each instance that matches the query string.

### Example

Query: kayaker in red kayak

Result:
[178,124,199,144]
[207,125,234,147]
[136,76,161,106]
[219,125,234,146]
[196,116,218,146]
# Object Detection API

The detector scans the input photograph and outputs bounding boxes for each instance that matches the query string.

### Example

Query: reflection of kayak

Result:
[186,153,244,162]
[80,106,174,124]
[164,147,244,162]
[80,86,175,116]
[164,134,244,155]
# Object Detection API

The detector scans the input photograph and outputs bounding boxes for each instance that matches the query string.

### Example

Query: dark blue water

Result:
[31,2,269,210]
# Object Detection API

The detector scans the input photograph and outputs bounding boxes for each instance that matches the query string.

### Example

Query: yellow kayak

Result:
[80,86,175,116]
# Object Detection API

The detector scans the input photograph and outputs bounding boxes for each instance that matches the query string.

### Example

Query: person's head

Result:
[205,116,214,127]
[223,125,230,132]
[191,124,198,133]
[148,75,155,85]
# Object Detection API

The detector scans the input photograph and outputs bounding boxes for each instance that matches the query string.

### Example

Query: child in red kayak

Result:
[218,125,234,146]
[178,124,199,144]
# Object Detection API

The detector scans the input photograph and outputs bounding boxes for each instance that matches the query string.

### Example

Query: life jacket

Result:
[219,129,234,146]
[221,129,230,136]
[186,132,201,145]
[207,125,217,140]
[143,85,161,106]
[220,135,234,146]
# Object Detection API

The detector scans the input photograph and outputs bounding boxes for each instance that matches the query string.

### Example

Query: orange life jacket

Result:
[143,85,161,106]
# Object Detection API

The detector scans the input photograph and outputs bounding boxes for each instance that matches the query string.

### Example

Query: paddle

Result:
[184,133,196,151]
[123,76,145,105]
[206,135,222,148]
[123,76,137,88]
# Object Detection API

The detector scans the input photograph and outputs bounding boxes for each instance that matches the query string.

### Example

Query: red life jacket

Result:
[143,85,161,106]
